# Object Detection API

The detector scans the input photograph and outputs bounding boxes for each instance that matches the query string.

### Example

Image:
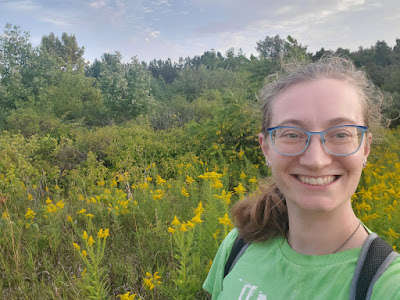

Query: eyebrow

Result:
[276,117,359,128]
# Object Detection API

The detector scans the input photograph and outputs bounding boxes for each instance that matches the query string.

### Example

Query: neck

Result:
[286,203,368,255]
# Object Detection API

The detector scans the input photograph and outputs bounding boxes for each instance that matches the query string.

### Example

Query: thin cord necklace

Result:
[333,221,361,253]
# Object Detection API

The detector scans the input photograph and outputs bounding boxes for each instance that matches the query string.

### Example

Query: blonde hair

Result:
[233,56,389,242]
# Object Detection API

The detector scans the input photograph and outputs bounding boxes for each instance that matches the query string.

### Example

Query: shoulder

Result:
[203,228,240,296]
[371,255,400,299]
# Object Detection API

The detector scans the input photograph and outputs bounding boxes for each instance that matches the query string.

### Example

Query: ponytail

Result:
[232,178,288,242]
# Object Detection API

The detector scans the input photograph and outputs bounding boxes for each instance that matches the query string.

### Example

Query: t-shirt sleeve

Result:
[203,228,239,299]
[370,256,400,299]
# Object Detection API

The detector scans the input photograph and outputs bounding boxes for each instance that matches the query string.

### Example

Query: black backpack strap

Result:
[223,235,250,278]
[350,233,400,300]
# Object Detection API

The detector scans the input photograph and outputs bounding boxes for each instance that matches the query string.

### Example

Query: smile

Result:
[296,175,339,186]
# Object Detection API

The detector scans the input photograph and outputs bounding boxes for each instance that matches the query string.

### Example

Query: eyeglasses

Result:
[266,125,368,156]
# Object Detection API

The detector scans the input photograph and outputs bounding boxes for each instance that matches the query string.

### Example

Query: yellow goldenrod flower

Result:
[27,193,33,201]
[87,236,95,246]
[82,250,87,257]
[85,213,94,219]
[212,180,223,189]
[73,243,80,250]
[249,177,258,184]
[168,227,175,234]
[194,202,205,215]
[97,180,105,186]
[146,176,153,182]
[78,194,85,201]
[45,186,49,192]
[181,186,190,197]
[32,184,37,190]
[213,229,221,240]
[25,208,36,220]
[67,215,72,222]
[2,211,10,220]
[240,171,246,179]
[76,209,86,214]
[233,182,246,195]
[191,213,203,224]
[144,272,162,291]
[171,216,181,226]
[83,231,88,240]
[238,150,245,158]
[111,179,118,187]
[156,175,166,186]
[218,214,233,227]
[185,175,195,184]
[186,221,195,228]
[46,197,52,204]
[180,224,188,232]
[214,190,233,205]
[56,200,65,209]
[55,185,60,190]
[117,292,137,300]
[383,228,400,240]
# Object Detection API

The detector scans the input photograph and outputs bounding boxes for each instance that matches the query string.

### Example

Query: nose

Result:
[298,135,333,169]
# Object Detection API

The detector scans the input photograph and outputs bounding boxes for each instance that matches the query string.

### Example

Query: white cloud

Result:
[3,0,40,11]
[89,0,107,8]
[150,31,160,38]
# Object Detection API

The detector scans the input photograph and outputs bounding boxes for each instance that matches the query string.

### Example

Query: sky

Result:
[1,0,400,64]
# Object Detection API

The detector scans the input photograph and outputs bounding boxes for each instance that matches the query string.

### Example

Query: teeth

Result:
[298,175,336,185]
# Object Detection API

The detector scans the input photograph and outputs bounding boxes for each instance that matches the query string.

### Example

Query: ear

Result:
[259,133,270,160]
[363,132,372,158]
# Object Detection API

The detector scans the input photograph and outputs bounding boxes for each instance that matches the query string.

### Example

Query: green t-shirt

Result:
[203,228,400,300]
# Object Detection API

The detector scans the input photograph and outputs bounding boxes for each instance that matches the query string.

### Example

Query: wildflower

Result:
[156,175,166,186]
[152,189,165,201]
[97,180,105,187]
[56,200,65,209]
[185,175,195,184]
[383,228,400,240]
[55,185,60,191]
[181,186,189,197]
[146,176,153,182]
[117,292,137,300]
[249,177,258,184]
[168,227,175,234]
[81,268,87,277]
[186,221,195,228]
[32,184,37,190]
[180,224,188,232]
[85,213,94,219]
[87,236,95,246]
[144,272,162,290]
[78,194,85,201]
[218,214,233,227]
[82,250,88,257]
[198,171,223,180]
[140,182,149,190]
[213,229,221,240]
[76,209,86,214]
[214,190,233,205]
[46,197,53,204]
[73,243,80,251]
[212,180,223,189]
[171,216,181,226]
[240,172,246,179]
[67,215,73,222]
[234,183,246,195]
[25,208,36,220]
[2,211,10,220]
[27,193,33,201]
[82,231,88,240]
[98,228,110,239]
[111,179,118,187]
[194,202,205,215]
[45,186,49,192]
[238,150,245,158]
[191,213,203,224]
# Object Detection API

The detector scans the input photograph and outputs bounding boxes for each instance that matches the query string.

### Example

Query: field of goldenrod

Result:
[0,123,399,299]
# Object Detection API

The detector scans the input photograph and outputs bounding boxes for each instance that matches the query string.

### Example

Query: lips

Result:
[296,175,338,186]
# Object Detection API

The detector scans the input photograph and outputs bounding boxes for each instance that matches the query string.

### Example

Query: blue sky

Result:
[1,0,399,63]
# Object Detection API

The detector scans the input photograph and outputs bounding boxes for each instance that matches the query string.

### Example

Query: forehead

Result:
[270,78,365,128]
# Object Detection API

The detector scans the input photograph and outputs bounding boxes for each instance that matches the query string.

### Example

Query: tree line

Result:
[0,23,399,138]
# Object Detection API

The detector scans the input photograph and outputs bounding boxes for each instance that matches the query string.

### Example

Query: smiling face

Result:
[259,78,372,214]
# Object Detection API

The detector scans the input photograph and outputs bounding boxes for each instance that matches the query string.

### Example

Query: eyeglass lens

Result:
[271,126,363,155]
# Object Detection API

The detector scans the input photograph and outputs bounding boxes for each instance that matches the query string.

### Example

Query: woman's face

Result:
[259,78,372,214]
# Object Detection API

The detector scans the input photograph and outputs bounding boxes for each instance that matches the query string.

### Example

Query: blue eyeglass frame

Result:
[266,125,368,156]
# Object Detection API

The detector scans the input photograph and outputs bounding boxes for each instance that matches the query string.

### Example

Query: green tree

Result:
[40,32,85,71]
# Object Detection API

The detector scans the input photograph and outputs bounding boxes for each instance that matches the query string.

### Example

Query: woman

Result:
[203,57,400,299]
